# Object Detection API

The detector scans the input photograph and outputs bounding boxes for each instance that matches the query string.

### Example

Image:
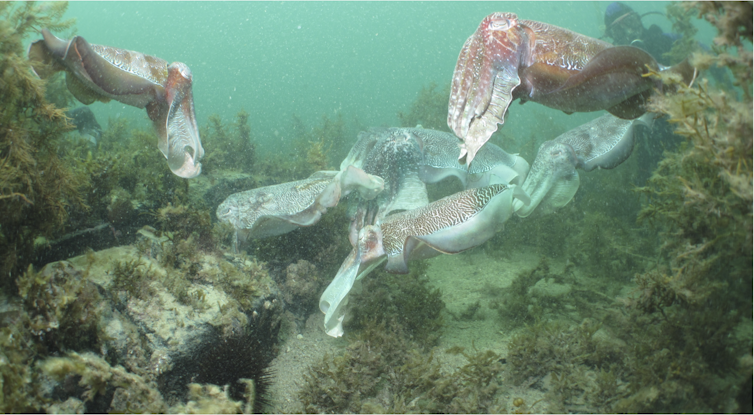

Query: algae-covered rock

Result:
[25,239,280,413]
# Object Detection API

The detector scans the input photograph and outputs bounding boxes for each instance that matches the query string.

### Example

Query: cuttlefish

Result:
[408,127,530,188]
[27,29,204,178]
[216,166,384,246]
[320,183,530,337]
[514,113,653,217]
[448,12,691,166]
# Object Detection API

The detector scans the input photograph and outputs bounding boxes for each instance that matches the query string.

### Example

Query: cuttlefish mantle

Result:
[27,29,204,178]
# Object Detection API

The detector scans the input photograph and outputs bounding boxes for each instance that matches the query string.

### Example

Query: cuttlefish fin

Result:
[66,72,109,105]
[72,36,163,102]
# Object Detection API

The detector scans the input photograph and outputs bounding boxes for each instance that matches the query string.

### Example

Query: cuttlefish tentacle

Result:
[27,29,203,178]
[320,183,530,337]
[216,166,384,244]
[513,113,653,217]
[448,12,675,166]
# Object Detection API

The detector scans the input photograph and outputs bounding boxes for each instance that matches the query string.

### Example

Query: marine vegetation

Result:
[300,320,506,414]
[492,3,752,413]
[0,2,83,286]
[199,110,256,175]
[40,351,168,413]
[397,81,451,132]
[300,262,509,413]
[348,260,445,346]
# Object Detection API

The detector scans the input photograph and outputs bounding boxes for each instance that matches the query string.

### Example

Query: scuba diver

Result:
[603,2,683,185]
[603,2,679,66]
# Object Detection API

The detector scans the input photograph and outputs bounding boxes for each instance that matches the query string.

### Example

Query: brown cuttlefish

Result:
[448,12,693,166]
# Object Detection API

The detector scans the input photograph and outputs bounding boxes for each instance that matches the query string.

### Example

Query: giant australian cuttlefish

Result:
[447,12,692,166]
[217,113,652,337]
[28,29,204,178]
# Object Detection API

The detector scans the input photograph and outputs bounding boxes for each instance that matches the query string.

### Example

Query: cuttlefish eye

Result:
[489,17,514,31]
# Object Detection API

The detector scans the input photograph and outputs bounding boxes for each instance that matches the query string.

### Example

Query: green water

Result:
[60,1,713,157]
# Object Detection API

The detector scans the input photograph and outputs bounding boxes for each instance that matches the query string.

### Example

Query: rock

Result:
[28,241,282,413]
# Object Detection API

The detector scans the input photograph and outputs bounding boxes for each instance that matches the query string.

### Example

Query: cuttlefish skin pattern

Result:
[380,183,509,258]
[361,129,424,198]
[216,172,339,231]
[27,29,204,179]
[448,12,658,166]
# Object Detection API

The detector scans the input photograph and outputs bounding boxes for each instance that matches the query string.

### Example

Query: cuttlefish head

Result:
[448,12,529,166]
[163,62,204,179]
[514,140,580,218]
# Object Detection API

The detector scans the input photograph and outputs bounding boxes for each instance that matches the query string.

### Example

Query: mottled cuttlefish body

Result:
[216,166,384,244]
[28,29,204,178]
[320,182,530,337]
[514,113,652,217]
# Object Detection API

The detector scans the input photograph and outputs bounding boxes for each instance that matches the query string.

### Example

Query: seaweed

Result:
[40,351,168,413]
[397,81,452,132]
[110,258,158,301]
[0,2,85,287]
[348,260,446,346]
[300,320,506,414]
[488,259,553,327]
[199,110,257,175]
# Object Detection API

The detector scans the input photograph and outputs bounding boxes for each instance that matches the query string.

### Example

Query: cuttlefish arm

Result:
[216,166,384,242]
[448,12,530,166]
[514,141,580,218]
[320,230,385,337]
[319,183,530,337]
[27,29,203,178]
[162,63,204,178]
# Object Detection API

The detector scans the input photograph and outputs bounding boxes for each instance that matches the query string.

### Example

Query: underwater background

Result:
[1,1,751,413]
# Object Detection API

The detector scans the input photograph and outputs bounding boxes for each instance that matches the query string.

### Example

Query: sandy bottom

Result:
[268,247,557,413]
